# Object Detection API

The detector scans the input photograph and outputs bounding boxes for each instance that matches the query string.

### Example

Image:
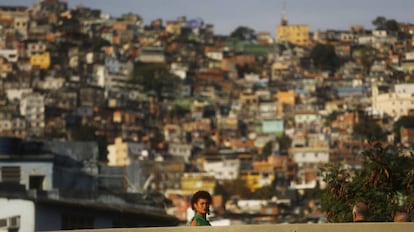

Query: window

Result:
[0,218,6,228]
[1,166,21,183]
[29,175,45,191]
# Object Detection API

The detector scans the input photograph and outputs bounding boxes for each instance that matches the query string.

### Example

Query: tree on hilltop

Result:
[372,16,399,32]
[372,16,411,40]
[230,26,256,43]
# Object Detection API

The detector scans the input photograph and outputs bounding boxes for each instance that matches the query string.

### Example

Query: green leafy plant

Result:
[321,141,414,222]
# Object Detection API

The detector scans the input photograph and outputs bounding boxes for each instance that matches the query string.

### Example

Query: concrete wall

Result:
[0,198,34,232]
[49,223,414,232]
[0,161,53,190]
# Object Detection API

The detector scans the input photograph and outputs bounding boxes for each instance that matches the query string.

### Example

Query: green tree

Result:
[262,141,273,159]
[310,43,339,71]
[372,16,387,30]
[69,125,97,141]
[372,16,411,40]
[252,185,277,199]
[324,111,341,126]
[372,16,399,32]
[351,45,376,74]
[229,26,256,43]
[220,179,252,199]
[203,135,216,149]
[131,62,181,100]
[167,104,190,121]
[393,115,414,143]
[353,120,386,141]
[277,133,292,153]
[91,37,111,51]
[321,142,414,222]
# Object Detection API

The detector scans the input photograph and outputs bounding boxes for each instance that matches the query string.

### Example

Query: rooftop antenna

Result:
[281,0,288,26]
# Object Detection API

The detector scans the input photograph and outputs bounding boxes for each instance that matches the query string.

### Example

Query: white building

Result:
[289,147,330,167]
[205,49,223,61]
[0,199,31,232]
[357,30,397,49]
[170,62,188,80]
[5,88,32,102]
[289,146,329,186]
[92,64,107,87]
[203,158,240,180]
[372,83,414,119]
[168,143,192,162]
[19,92,45,136]
[36,77,65,90]
[294,111,322,125]
[395,83,414,95]
[258,101,277,119]
[0,49,18,62]
[26,41,47,57]
[138,46,166,63]
[107,137,149,166]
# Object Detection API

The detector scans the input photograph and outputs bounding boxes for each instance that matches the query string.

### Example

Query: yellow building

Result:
[0,59,13,74]
[180,172,216,196]
[30,52,50,69]
[241,171,275,193]
[275,90,295,116]
[241,161,274,192]
[276,18,310,46]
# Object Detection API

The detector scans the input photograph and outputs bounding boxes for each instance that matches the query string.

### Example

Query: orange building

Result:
[275,90,295,116]
[30,52,50,69]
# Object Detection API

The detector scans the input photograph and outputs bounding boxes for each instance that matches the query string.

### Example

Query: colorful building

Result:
[276,17,310,46]
[30,52,50,69]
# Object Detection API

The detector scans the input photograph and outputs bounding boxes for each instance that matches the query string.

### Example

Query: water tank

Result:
[0,137,22,155]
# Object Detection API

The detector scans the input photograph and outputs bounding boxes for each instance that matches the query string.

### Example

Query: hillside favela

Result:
[0,0,414,231]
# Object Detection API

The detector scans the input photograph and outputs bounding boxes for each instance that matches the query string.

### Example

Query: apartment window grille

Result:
[0,219,6,227]
[1,166,21,183]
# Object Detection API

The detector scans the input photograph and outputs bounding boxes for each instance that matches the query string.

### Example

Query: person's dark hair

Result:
[353,202,369,218]
[191,190,212,212]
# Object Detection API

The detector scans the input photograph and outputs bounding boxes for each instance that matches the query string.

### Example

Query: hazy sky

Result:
[2,0,414,36]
